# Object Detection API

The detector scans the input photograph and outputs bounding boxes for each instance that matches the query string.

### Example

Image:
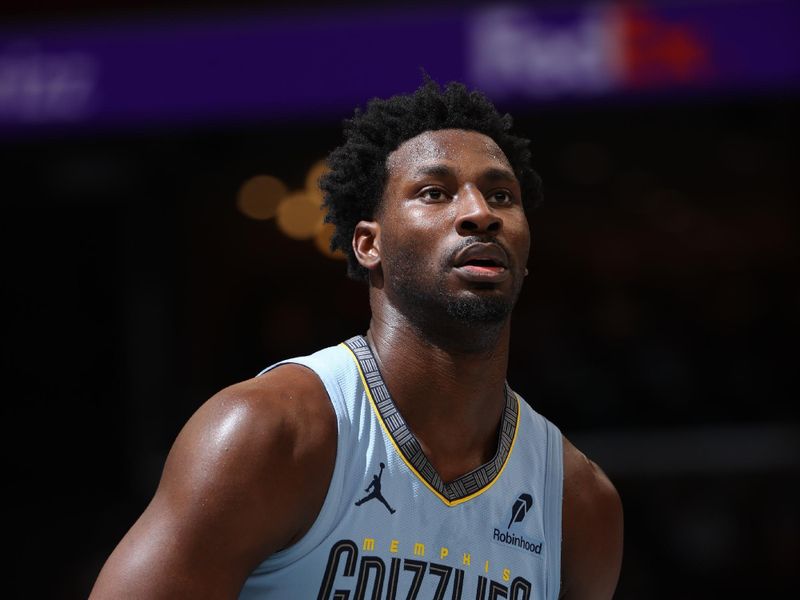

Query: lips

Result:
[453,243,509,269]
[452,243,510,282]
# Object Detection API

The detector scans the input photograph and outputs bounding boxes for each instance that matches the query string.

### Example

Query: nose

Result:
[455,185,502,236]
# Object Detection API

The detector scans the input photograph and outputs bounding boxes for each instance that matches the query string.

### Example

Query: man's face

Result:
[375,129,530,325]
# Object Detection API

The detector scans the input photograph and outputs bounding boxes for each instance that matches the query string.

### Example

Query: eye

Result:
[488,190,513,205]
[419,187,448,202]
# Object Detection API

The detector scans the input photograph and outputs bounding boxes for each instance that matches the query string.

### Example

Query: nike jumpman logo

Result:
[354,462,396,514]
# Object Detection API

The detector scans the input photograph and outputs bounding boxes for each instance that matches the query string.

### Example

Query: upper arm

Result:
[560,437,624,600]
[89,364,337,599]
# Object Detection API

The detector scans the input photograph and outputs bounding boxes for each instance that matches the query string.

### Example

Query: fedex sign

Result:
[469,4,712,98]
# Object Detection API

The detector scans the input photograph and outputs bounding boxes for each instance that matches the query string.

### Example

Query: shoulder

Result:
[177,362,335,474]
[559,436,623,600]
[172,363,338,547]
[189,363,337,469]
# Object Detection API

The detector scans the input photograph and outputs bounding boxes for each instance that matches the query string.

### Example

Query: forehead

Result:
[386,129,512,176]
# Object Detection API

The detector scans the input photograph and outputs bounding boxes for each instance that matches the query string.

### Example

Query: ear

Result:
[353,220,382,271]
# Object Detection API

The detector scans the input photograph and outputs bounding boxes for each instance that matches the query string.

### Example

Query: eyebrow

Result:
[411,164,518,183]
[481,167,518,183]
[413,164,455,179]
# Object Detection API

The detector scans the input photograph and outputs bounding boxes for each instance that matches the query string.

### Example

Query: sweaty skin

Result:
[90,129,622,600]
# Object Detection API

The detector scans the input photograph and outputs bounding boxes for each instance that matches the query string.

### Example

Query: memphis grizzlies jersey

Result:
[240,336,563,600]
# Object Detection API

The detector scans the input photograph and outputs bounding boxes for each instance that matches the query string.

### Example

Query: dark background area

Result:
[2,1,799,598]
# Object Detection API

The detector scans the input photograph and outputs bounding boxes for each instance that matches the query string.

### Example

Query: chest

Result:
[314,428,551,600]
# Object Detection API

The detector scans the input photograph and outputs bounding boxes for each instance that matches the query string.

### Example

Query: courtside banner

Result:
[1,0,798,134]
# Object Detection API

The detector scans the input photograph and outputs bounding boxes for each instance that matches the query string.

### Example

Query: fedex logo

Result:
[469,4,711,97]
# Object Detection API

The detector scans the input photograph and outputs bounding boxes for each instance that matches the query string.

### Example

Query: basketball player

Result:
[91,81,623,599]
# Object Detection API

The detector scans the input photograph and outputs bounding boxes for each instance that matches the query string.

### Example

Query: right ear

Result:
[353,220,382,271]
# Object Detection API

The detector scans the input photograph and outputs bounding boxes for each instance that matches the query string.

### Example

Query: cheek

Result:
[383,232,447,280]
[386,210,447,253]
[380,221,423,267]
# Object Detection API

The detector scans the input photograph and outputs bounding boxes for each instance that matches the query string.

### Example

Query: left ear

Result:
[353,220,382,271]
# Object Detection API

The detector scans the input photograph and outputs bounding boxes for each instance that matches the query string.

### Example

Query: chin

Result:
[444,294,513,324]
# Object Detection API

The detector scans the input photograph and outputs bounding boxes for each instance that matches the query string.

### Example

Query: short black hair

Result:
[320,80,543,281]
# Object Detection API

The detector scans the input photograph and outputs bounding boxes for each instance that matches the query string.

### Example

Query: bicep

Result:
[91,428,284,598]
[90,490,252,599]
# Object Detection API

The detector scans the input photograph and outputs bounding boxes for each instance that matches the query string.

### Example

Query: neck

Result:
[365,297,512,482]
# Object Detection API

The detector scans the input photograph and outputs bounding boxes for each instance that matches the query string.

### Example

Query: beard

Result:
[384,237,522,327]
[441,292,513,323]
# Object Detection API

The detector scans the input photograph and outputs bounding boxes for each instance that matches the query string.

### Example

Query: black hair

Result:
[320,79,543,281]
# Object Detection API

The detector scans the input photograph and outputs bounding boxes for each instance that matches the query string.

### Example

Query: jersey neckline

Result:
[342,335,520,506]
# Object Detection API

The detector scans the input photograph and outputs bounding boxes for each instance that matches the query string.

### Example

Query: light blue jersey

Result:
[240,336,563,600]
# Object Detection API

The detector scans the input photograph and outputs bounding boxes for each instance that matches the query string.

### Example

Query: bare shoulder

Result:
[167,363,338,542]
[182,363,337,494]
[90,363,336,599]
[560,436,624,600]
[165,362,337,541]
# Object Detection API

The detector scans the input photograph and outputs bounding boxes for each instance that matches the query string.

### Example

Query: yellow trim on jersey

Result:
[341,342,521,507]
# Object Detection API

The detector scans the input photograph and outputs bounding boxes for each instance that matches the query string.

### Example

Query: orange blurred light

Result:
[237,175,288,220]
[305,159,329,209]
[276,192,324,240]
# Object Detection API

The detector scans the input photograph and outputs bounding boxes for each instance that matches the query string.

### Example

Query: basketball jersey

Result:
[239,336,563,600]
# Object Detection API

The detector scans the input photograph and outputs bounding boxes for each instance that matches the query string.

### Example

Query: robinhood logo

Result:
[508,493,533,529]
[492,529,542,555]
[491,493,543,556]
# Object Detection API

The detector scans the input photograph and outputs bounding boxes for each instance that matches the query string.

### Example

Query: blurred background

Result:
[2,0,798,597]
